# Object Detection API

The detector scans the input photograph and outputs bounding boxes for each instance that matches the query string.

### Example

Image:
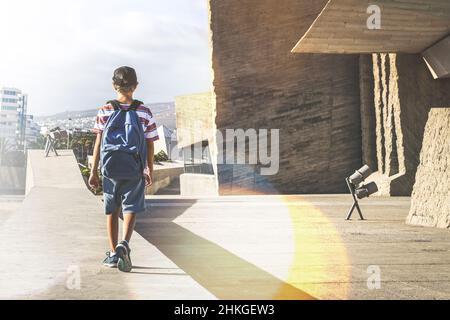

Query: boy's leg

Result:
[116,216,134,272]
[115,177,145,272]
[122,213,137,243]
[107,208,121,252]
[120,176,145,243]
[103,176,121,253]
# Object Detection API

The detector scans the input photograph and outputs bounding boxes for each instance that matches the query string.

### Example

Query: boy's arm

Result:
[88,133,102,188]
[145,140,155,186]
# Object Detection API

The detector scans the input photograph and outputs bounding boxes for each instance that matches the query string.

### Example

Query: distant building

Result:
[0,87,30,149]
[37,116,96,133]
[154,125,181,160]
[25,115,40,144]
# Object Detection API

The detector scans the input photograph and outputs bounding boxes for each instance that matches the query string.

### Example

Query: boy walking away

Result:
[89,66,159,272]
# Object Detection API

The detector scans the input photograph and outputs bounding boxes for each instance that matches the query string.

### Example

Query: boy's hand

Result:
[88,172,100,189]
[144,173,153,187]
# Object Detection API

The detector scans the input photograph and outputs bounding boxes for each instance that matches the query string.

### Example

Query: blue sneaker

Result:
[115,240,132,273]
[103,252,119,268]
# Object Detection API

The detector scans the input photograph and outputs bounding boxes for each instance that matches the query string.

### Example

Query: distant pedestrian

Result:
[89,66,159,272]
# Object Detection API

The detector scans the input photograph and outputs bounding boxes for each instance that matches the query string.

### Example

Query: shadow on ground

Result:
[135,198,315,300]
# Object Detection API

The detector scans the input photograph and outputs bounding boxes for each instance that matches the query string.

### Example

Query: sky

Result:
[0,0,211,116]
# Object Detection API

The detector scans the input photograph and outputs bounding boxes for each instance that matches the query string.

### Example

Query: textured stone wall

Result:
[368,53,407,195]
[359,55,376,171]
[209,0,362,195]
[406,108,450,228]
[365,53,450,196]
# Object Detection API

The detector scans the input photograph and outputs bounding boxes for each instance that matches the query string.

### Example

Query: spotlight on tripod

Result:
[345,165,378,220]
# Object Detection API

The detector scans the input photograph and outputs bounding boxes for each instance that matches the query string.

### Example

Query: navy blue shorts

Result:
[103,176,146,215]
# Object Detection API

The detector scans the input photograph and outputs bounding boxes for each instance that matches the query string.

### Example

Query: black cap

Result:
[112,66,138,87]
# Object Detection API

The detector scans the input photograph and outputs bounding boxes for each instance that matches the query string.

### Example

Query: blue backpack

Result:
[100,100,147,180]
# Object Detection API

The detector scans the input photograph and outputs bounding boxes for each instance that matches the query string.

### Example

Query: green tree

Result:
[27,134,47,150]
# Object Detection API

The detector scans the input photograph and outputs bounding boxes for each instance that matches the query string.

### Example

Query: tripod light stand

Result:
[345,165,379,220]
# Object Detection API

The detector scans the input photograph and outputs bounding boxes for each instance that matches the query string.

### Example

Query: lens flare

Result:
[274,195,351,300]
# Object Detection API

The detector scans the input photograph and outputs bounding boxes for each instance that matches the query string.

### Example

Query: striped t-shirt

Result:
[93,102,159,141]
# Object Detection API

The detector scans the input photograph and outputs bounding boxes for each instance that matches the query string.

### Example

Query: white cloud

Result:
[0,0,211,116]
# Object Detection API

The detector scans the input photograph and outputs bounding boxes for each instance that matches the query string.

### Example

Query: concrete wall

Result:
[406,108,450,228]
[0,166,25,194]
[422,35,450,79]
[363,53,450,196]
[209,0,362,194]
[146,163,184,196]
[176,92,215,150]
[292,0,450,54]
[171,92,219,197]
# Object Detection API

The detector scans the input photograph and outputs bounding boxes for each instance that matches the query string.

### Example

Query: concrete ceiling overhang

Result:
[423,35,450,79]
[291,0,450,54]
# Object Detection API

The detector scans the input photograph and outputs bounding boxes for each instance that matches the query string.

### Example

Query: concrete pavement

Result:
[0,195,23,228]
[1,150,450,299]
[0,150,213,300]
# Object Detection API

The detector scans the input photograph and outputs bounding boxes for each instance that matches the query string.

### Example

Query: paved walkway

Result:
[1,150,450,299]
[0,195,23,228]
[0,150,213,300]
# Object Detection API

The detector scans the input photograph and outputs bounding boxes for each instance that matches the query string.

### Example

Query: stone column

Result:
[407,108,450,228]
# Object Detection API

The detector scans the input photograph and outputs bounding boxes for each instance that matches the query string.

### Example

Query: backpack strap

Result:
[129,100,143,111]
[107,100,121,111]
[106,100,143,111]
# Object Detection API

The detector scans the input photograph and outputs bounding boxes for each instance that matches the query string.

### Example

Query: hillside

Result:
[36,102,176,129]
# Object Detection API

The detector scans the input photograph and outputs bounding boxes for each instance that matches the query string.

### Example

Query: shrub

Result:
[154,150,169,162]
